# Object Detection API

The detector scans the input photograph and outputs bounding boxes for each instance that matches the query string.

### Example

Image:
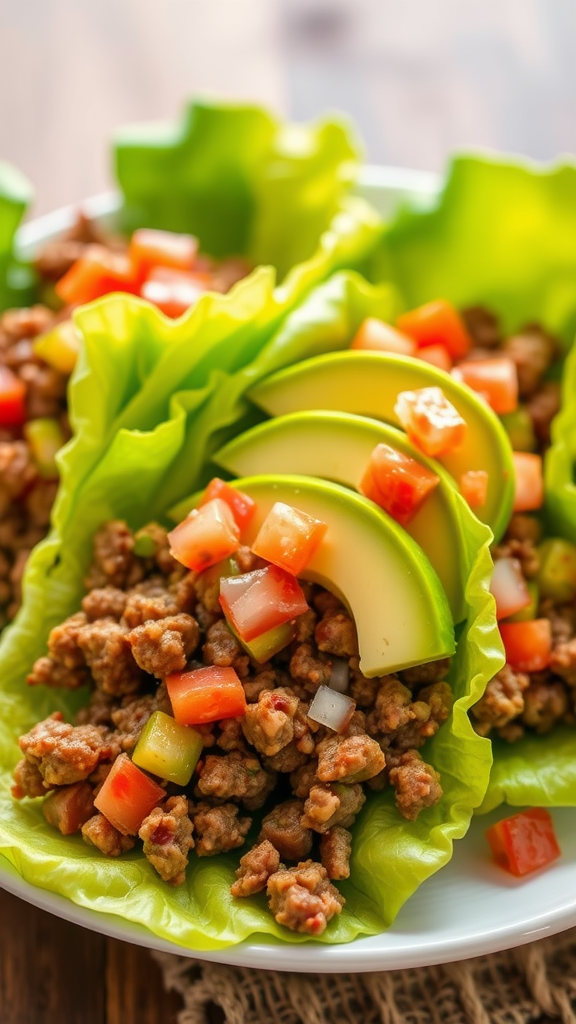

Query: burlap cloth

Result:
[154,927,576,1024]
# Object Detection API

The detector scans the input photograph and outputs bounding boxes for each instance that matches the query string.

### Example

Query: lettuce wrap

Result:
[0,272,500,948]
[0,161,36,311]
[370,154,576,812]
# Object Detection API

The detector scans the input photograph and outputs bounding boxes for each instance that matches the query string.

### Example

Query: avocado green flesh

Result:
[248,350,514,542]
[214,410,467,622]
[214,474,455,677]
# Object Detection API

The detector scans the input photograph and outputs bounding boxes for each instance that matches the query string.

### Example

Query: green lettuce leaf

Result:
[0,273,499,948]
[114,98,362,279]
[0,162,36,311]
[371,154,576,344]
[371,153,576,813]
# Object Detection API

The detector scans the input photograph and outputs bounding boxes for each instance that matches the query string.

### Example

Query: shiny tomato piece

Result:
[394,386,467,457]
[499,618,552,672]
[452,357,518,414]
[93,753,165,836]
[140,267,209,318]
[168,498,240,572]
[416,344,453,372]
[359,443,440,526]
[0,365,26,427]
[129,228,198,283]
[486,808,560,877]
[55,245,138,305]
[397,299,472,359]
[351,317,415,356]
[166,665,247,726]
[220,564,309,641]
[459,469,488,508]
[490,557,531,620]
[251,501,327,575]
[201,478,256,531]
[513,452,544,512]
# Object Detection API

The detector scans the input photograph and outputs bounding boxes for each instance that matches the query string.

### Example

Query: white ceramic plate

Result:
[3,167,576,973]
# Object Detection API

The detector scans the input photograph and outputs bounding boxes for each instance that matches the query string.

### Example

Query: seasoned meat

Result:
[289,642,332,692]
[522,677,569,732]
[319,826,352,880]
[110,693,158,752]
[0,441,37,505]
[301,783,365,833]
[503,325,558,398]
[289,760,319,799]
[195,751,276,811]
[393,681,453,751]
[461,305,501,349]
[48,611,88,669]
[11,757,49,798]
[42,782,95,835]
[241,687,301,757]
[258,799,313,861]
[216,717,249,753]
[527,381,561,449]
[126,613,199,677]
[266,860,344,935]
[18,712,111,786]
[84,520,140,590]
[82,813,135,856]
[82,586,128,622]
[315,733,385,784]
[202,619,249,676]
[139,796,194,886]
[492,538,539,580]
[191,802,251,857]
[471,664,529,734]
[242,667,286,703]
[77,620,143,695]
[134,522,178,576]
[231,840,281,898]
[121,588,180,629]
[401,658,451,687]
[388,749,442,820]
[349,670,381,708]
[550,639,576,688]
[314,609,358,659]
[27,655,90,690]
[505,514,542,545]
[366,677,414,736]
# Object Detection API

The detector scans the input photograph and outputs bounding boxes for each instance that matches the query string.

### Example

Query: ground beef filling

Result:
[13,519,452,935]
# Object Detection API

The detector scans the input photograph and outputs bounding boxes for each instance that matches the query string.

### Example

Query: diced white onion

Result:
[490,557,531,620]
[329,658,350,693]
[308,685,355,733]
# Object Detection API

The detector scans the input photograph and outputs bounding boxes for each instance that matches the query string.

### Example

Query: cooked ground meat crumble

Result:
[13,519,453,935]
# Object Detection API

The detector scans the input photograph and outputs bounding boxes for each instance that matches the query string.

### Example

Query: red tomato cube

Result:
[55,245,139,305]
[490,557,532,620]
[166,665,247,726]
[513,452,544,512]
[452,357,518,414]
[140,267,209,318]
[499,618,552,672]
[200,478,256,531]
[416,344,453,373]
[486,808,561,877]
[359,443,440,526]
[251,501,327,575]
[459,470,488,508]
[168,498,240,572]
[220,564,309,641]
[394,386,467,457]
[129,228,198,283]
[0,365,27,428]
[397,299,472,359]
[351,318,415,356]
[93,754,165,836]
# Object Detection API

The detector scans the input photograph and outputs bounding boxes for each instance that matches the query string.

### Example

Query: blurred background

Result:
[2,0,576,214]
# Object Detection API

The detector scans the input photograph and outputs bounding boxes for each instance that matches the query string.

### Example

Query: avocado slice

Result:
[213,410,468,622]
[173,473,455,677]
[248,350,514,541]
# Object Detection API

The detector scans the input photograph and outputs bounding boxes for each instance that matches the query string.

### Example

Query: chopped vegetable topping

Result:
[351,317,415,356]
[394,385,467,458]
[0,364,26,427]
[359,442,440,526]
[55,245,138,305]
[512,452,544,512]
[33,320,81,375]
[251,501,327,576]
[416,343,453,372]
[499,618,552,673]
[140,267,209,318]
[536,538,576,602]
[486,808,560,877]
[452,357,518,415]
[168,498,240,572]
[308,685,356,733]
[132,711,203,785]
[201,477,256,531]
[397,300,472,359]
[166,665,247,725]
[490,557,531,621]
[93,754,166,836]
[128,228,198,283]
[24,417,65,478]
[219,564,309,641]
[459,470,488,509]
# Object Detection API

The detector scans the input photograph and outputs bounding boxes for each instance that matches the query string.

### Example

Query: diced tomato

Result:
[499,618,552,672]
[55,245,139,305]
[416,344,453,372]
[166,665,247,726]
[168,498,240,572]
[251,501,327,575]
[486,808,561,877]
[490,557,531,620]
[200,478,256,531]
[140,267,209,318]
[0,365,26,428]
[397,299,472,359]
[394,386,467,457]
[93,753,165,836]
[359,443,440,526]
[513,452,544,512]
[459,469,488,508]
[452,357,518,414]
[129,228,198,284]
[220,564,309,642]
[351,317,415,356]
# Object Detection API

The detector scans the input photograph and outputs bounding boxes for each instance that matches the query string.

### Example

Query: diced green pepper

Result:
[504,580,539,622]
[236,619,296,663]
[132,711,203,786]
[133,532,158,558]
[24,417,65,478]
[500,406,536,452]
[199,556,240,589]
[33,319,80,375]
[537,537,576,602]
